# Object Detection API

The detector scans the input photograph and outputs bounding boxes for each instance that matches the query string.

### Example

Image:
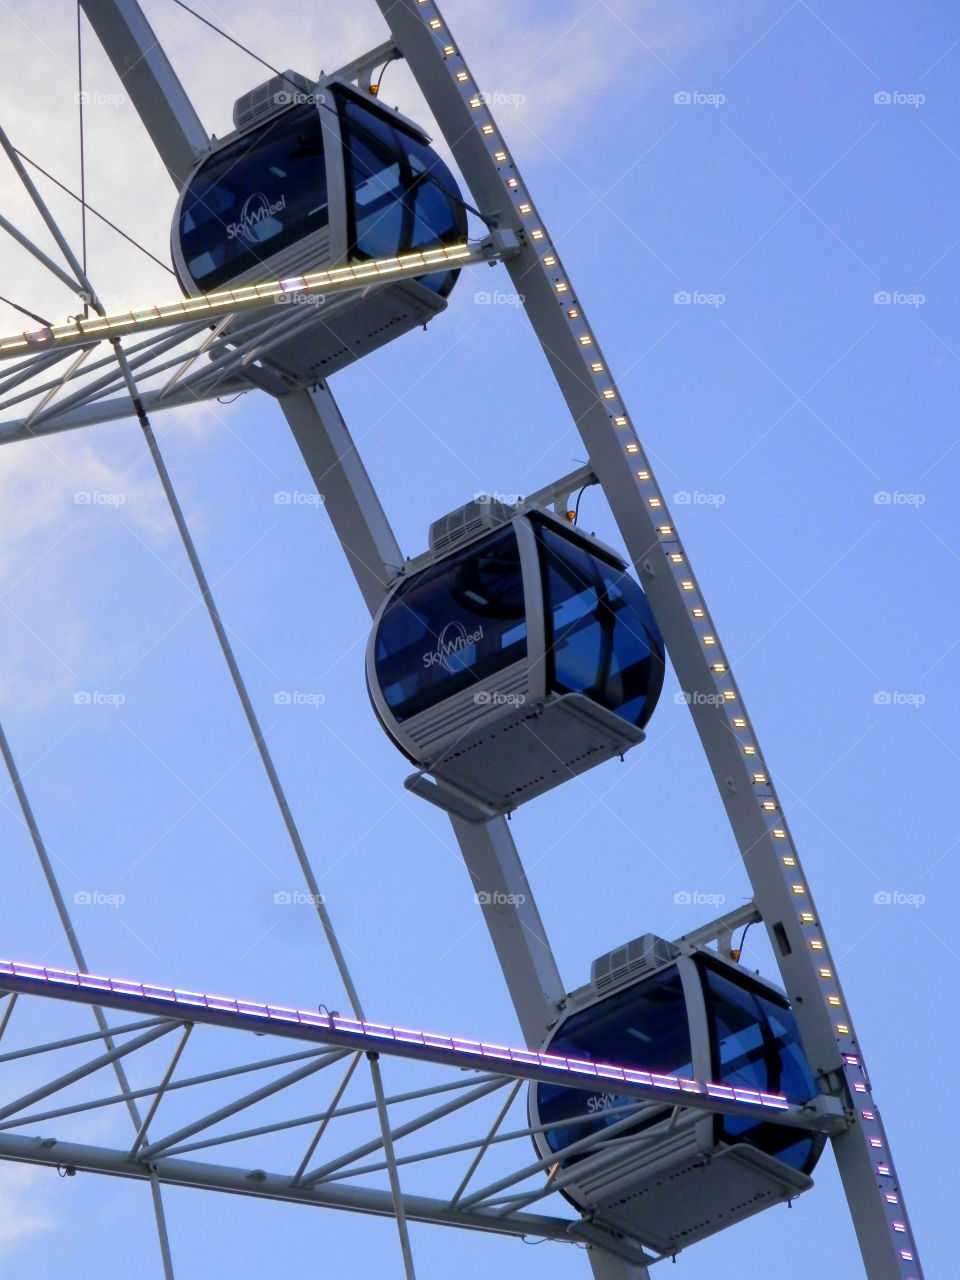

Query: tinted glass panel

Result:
[178,104,328,292]
[700,960,821,1173]
[536,968,692,1157]
[337,89,468,296]
[537,522,665,728]
[345,116,407,260]
[375,526,527,723]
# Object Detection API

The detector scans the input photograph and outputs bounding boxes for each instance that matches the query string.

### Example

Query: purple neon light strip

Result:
[0,960,791,1115]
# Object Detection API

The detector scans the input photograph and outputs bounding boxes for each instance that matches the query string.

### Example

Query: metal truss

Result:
[0,964,838,1269]
[0,242,492,445]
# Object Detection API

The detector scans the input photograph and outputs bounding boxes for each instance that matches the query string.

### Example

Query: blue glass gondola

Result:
[171,71,468,380]
[528,936,826,1254]
[366,499,665,819]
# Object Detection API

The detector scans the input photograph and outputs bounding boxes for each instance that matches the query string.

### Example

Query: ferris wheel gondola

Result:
[171,70,469,381]
[529,935,826,1255]
[366,498,665,819]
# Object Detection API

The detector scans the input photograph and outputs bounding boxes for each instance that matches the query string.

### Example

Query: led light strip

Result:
[0,243,481,359]
[411,2,921,1273]
[0,958,843,1131]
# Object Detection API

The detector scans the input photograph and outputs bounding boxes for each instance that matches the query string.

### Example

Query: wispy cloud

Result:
[0,1165,56,1252]
[0,433,183,707]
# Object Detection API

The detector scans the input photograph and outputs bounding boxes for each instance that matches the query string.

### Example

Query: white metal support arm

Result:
[278,383,567,1045]
[79,0,209,188]
[370,2,923,1277]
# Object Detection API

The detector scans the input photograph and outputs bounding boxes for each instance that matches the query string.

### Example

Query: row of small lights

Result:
[415,0,918,1268]
[0,243,477,358]
[0,960,811,1121]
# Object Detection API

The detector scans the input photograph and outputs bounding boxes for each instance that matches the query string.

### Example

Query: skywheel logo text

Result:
[226,192,287,243]
[423,622,484,673]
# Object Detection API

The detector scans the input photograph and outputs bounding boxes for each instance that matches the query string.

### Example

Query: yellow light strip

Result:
[417,0,883,1155]
[0,243,480,360]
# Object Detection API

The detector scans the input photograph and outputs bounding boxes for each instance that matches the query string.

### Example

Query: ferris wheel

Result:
[0,2,936,1277]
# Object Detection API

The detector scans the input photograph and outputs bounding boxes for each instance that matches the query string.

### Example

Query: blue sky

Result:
[0,0,954,1275]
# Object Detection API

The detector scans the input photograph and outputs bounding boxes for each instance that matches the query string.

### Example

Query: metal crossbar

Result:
[0,960,842,1133]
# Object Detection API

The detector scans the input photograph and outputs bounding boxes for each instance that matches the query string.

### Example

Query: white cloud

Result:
[0,434,173,583]
[376,0,719,146]
[0,430,185,708]
[0,1164,56,1251]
